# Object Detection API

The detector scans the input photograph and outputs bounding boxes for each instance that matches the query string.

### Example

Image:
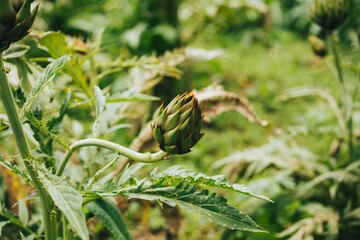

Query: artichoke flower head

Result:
[310,0,351,32]
[151,92,205,155]
[0,0,39,51]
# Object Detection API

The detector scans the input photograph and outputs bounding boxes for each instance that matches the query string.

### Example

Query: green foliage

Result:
[92,86,106,138]
[20,55,72,118]
[86,199,132,240]
[36,164,89,240]
[113,182,264,232]
[2,0,360,239]
[149,165,273,202]
[86,163,266,233]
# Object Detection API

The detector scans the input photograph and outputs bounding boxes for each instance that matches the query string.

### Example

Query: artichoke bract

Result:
[310,0,350,32]
[0,0,39,51]
[151,92,205,155]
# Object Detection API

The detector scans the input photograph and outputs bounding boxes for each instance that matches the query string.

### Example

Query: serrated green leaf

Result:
[110,182,265,232]
[85,156,119,192]
[92,86,106,138]
[20,55,72,118]
[86,199,132,240]
[151,166,273,202]
[25,110,70,151]
[37,166,89,240]
[115,163,147,188]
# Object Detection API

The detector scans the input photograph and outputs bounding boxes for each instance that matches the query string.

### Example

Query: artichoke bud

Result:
[310,0,351,32]
[151,92,205,155]
[308,35,327,57]
[0,0,39,52]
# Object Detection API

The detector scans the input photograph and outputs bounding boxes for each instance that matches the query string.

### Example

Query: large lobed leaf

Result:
[149,165,273,203]
[37,166,89,240]
[94,180,265,232]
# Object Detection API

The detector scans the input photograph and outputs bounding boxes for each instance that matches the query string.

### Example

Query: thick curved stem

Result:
[56,138,168,176]
[0,53,57,240]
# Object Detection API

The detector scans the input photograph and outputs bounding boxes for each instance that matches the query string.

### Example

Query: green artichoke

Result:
[151,92,205,154]
[310,0,350,32]
[308,35,327,57]
[0,0,39,52]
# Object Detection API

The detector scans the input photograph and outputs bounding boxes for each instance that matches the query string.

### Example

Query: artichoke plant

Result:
[151,92,205,154]
[310,0,351,32]
[0,0,39,51]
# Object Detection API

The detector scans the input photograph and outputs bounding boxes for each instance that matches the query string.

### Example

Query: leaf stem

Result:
[329,34,344,84]
[328,33,354,163]
[62,214,69,240]
[56,138,168,177]
[0,53,57,240]
[82,195,101,205]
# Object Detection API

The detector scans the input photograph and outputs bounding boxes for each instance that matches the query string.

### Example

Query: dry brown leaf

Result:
[0,150,31,214]
[194,84,268,126]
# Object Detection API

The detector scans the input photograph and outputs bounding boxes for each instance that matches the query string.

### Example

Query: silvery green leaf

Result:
[37,166,89,240]
[92,85,106,138]
[21,55,72,117]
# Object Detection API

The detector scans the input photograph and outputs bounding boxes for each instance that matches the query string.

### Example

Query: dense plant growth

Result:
[0,0,360,239]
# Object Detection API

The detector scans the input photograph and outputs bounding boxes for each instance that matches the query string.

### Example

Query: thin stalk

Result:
[347,116,354,162]
[0,53,57,240]
[329,34,354,163]
[56,138,168,177]
[329,34,344,84]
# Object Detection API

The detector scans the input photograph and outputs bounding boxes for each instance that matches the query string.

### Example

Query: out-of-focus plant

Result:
[213,0,360,239]
[0,2,272,240]
[310,0,351,33]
